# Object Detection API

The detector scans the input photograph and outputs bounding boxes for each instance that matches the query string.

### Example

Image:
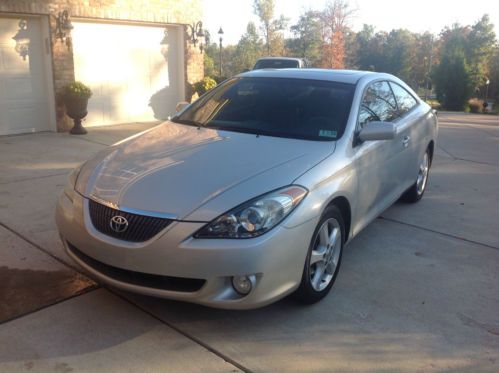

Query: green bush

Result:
[193,77,217,96]
[425,99,441,110]
[434,49,472,111]
[64,81,92,99]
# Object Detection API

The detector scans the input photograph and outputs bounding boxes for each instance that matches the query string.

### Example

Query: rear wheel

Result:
[402,148,431,203]
[295,206,344,304]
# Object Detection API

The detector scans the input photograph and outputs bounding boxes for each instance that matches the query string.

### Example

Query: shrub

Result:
[64,81,92,99]
[434,50,472,111]
[425,99,441,110]
[193,77,217,96]
[468,98,483,113]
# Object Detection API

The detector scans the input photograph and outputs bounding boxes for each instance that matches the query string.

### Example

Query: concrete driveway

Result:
[0,114,498,372]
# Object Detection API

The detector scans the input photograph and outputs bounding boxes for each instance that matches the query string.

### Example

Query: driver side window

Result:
[358,81,398,129]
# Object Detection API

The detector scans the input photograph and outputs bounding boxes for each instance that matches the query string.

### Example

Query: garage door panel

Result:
[4,76,35,99]
[72,22,183,126]
[84,101,104,126]
[0,46,30,73]
[104,99,130,124]
[0,17,51,135]
[0,103,42,135]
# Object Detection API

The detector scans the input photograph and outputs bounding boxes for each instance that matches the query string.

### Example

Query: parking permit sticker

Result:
[319,130,337,138]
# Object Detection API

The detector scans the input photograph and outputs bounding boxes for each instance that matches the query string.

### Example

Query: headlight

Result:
[195,186,308,239]
[63,164,83,202]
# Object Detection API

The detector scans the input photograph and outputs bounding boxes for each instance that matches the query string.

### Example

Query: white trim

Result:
[40,15,57,132]
[176,24,186,102]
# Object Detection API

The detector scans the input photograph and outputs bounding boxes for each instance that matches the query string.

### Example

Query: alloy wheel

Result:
[416,151,430,195]
[309,218,342,291]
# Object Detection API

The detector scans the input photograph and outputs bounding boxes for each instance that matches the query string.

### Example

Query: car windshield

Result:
[172,77,355,141]
[254,59,300,69]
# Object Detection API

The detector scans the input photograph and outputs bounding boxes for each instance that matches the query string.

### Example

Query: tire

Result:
[401,147,431,203]
[295,205,345,304]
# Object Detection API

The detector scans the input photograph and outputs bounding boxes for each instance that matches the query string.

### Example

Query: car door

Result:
[388,81,421,190]
[353,81,403,228]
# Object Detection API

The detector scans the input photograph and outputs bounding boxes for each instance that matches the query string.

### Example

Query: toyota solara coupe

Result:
[56,69,437,309]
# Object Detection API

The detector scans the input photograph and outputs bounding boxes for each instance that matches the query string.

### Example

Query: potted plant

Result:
[63,81,92,135]
[193,77,217,97]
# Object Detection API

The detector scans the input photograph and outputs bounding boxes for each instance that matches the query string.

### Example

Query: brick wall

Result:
[0,0,204,131]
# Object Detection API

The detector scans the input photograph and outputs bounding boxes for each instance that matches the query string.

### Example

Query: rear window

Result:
[173,77,355,141]
[253,59,300,69]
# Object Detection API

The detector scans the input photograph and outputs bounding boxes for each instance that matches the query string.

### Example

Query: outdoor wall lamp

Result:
[54,10,73,49]
[187,21,205,53]
[12,19,30,60]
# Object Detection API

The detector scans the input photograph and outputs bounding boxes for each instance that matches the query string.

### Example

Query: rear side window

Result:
[253,59,300,69]
[358,81,398,128]
[389,82,418,115]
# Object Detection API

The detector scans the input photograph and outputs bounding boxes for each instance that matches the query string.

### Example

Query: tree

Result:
[318,0,355,69]
[343,27,358,69]
[487,47,499,102]
[204,42,220,77]
[467,15,496,94]
[412,32,435,93]
[383,29,416,84]
[204,52,216,77]
[434,25,472,110]
[253,0,288,55]
[354,26,388,72]
[288,10,322,66]
[233,22,264,73]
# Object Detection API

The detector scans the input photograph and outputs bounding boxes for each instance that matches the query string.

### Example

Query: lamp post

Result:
[485,78,490,101]
[484,77,490,112]
[424,35,434,101]
[218,27,224,78]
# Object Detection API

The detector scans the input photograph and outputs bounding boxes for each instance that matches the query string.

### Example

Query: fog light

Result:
[231,275,253,295]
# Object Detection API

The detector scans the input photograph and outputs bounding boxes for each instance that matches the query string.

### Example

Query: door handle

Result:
[402,135,410,147]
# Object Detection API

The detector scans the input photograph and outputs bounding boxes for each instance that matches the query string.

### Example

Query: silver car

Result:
[56,69,437,309]
[253,57,308,69]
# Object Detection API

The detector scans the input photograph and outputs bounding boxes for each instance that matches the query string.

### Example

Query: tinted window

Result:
[253,59,300,69]
[358,81,398,128]
[173,77,355,141]
[389,82,418,114]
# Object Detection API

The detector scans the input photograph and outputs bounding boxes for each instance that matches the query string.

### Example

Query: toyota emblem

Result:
[110,215,129,233]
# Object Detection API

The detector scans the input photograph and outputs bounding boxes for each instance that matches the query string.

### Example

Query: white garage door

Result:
[72,22,184,126]
[0,16,52,135]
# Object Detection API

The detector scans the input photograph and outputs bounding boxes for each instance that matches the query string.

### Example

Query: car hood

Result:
[76,122,335,221]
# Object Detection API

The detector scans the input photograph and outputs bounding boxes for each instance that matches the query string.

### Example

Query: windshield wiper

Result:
[205,125,274,137]
[171,118,203,127]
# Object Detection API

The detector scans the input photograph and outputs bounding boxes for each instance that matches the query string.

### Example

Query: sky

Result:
[203,0,499,45]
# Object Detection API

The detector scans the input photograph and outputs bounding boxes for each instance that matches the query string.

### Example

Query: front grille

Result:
[67,242,206,292]
[88,199,172,242]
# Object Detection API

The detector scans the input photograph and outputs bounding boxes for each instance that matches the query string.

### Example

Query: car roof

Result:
[238,68,380,84]
[256,57,304,61]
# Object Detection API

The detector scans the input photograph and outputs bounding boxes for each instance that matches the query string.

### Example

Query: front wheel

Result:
[401,148,431,203]
[295,205,345,304]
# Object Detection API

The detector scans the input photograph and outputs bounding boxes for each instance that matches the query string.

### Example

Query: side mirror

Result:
[358,121,396,142]
[176,101,189,113]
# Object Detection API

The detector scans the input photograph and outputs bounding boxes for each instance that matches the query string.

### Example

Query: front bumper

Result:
[56,192,318,309]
